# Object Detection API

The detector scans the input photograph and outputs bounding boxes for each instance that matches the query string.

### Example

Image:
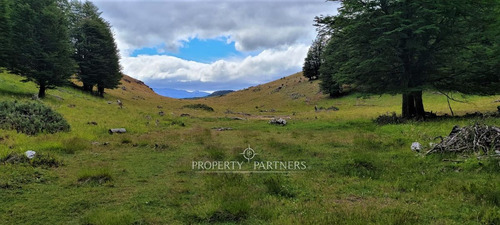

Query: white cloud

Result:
[121,44,309,90]
[93,0,339,55]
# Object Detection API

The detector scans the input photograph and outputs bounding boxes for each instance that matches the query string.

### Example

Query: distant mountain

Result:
[153,88,210,99]
[206,90,234,97]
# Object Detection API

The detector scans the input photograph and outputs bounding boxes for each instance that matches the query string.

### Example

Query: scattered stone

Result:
[145,115,152,120]
[411,142,422,152]
[92,142,100,145]
[180,113,190,117]
[117,100,123,109]
[212,127,233,131]
[107,101,112,104]
[68,104,76,108]
[25,150,36,159]
[157,105,163,109]
[108,128,127,134]
[121,86,127,91]
[102,142,110,146]
[158,111,165,116]
[269,118,287,126]
[87,121,98,125]
[230,117,245,120]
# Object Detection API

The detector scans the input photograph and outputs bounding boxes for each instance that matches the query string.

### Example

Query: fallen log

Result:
[108,128,127,134]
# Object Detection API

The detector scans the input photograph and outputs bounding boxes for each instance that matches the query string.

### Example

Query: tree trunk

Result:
[402,91,425,119]
[83,83,92,93]
[38,82,46,98]
[412,91,425,119]
[97,86,104,97]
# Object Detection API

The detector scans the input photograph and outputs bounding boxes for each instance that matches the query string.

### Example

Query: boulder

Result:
[269,118,287,126]
[411,142,422,152]
[25,150,36,159]
[109,128,126,134]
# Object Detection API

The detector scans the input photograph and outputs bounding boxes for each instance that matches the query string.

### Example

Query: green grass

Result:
[0,70,499,224]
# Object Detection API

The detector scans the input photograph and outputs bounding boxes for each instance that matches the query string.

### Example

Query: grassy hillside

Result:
[1,71,499,224]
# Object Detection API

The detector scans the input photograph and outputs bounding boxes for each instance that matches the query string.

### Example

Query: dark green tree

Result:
[318,0,500,119]
[10,0,75,98]
[303,35,327,81]
[0,0,12,68]
[71,1,121,97]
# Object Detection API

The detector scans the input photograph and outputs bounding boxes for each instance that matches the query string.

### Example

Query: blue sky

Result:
[93,0,339,98]
[131,37,259,63]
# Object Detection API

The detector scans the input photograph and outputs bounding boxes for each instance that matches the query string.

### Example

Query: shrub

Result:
[182,104,214,112]
[374,112,406,125]
[0,101,70,135]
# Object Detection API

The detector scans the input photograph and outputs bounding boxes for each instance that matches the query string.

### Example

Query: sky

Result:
[91,0,340,97]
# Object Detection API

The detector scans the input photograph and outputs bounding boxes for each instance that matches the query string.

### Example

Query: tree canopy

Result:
[70,0,122,97]
[317,0,500,118]
[9,0,76,98]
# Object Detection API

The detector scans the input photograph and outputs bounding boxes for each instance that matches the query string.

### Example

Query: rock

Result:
[269,118,287,126]
[87,121,98,125]
[157,105,163,109]
[411,142,422,152]
[25,150,36,159]
[68,104,76,108]
[92,142,100,145]
[230,117,245,120]
[121,86,127,90]
[108,128,126,134]
[107,101,112,104]
[212,127,233,131]
[158,111,165,116]
[117,99,123,108]
[180,113,190,117]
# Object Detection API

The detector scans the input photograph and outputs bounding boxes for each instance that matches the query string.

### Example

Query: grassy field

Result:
[1,71,499,224]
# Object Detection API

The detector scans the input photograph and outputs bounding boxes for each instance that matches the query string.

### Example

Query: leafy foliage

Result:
[317,0,500,118]
[9,0,76,98]
[70,0,122,97]
[0,0,12,68]
[303,35,327,81]
[0,101,70,135]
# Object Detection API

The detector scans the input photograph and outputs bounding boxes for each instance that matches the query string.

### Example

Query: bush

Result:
[0,101,70,135]
[374,112,406,125]
[182,104,214,112]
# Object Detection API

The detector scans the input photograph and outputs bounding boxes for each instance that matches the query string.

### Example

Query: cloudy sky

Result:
[92,0,339,97]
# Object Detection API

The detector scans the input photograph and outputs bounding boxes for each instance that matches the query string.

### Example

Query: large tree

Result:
[318,0,500,119]
[10,0,75,98]
[71,0,122,97]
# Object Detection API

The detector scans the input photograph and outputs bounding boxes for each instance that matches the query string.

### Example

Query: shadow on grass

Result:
[0,86,33,98]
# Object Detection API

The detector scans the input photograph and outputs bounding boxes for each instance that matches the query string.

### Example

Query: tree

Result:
[317,0,500,119]
[303,35,327,81]
[0,0,12,68]
[71,0,122,97]
[10,0,75,98]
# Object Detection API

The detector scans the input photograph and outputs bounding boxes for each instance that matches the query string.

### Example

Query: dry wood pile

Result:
[427,124,500,155]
